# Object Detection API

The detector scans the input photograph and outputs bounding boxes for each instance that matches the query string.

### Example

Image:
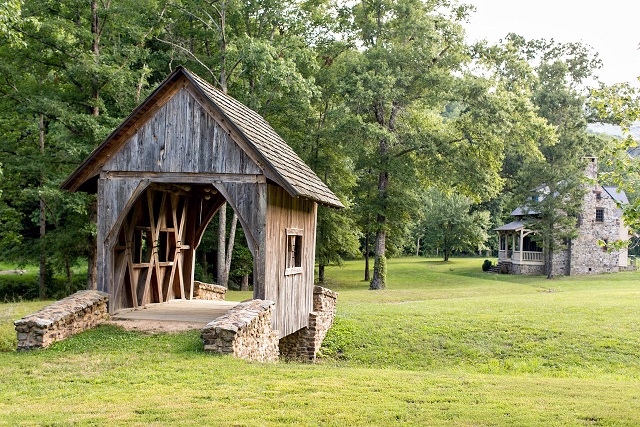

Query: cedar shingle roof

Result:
[61,66,344,208]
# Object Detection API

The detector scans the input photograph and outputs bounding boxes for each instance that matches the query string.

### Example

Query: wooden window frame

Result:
[285,228,303,276]
[595,208,604,223]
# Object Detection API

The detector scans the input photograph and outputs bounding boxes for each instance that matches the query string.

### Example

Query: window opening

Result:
[285,228,303,275]
[595,208,604,222]
[158,231,167,262]
[133,227,151,264]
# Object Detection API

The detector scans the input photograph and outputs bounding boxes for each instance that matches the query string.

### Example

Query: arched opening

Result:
[193,205,254,292]
[109,183,230,312]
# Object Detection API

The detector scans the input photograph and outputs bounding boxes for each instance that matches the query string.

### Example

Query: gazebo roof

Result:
[494,220,526,232]
[61,66,344,208]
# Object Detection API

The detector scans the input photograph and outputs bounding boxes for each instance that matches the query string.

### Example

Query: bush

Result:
[0,275,38,302]
[482,259,493,272]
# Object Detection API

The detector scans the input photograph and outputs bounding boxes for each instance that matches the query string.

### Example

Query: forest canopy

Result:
[0,0,633,295]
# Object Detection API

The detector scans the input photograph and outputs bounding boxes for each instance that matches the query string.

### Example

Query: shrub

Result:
[482,259,493,272]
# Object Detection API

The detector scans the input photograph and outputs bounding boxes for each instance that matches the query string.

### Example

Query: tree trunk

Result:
[217,202,227,286]
[240,274,249,291]
[444,250,449,262]
[364,232,370,281]
[217,203,238,289]
[201,250,208,279]
[319,263,325,283]
[221,213,237,288]
[370,225,386,290]
[219,0,228,94]
[65,255,72,294]
[546,244,554,279]
[370,166,389,290]
[39,114,46,300]
[91,0,101,117]
[416,236,421,256]
[87,197,98,290]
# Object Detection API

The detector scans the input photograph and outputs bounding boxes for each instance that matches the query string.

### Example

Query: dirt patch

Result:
[0,270,27,275]
[105,319,206,334]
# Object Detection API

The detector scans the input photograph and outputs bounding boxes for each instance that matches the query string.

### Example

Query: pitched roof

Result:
[602,186,629,205]
[61,66,344,208]
[494,220,526,231]
[510,206,539,216]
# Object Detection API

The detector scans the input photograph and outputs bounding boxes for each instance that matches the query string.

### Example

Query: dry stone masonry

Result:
[201,286,337,362]
[201,299,279,362]
[14,290,108,350]
[279,286,338,361]
[193,281,227,300]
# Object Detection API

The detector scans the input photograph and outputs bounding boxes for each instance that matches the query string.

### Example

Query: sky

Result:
[463,0,640,87]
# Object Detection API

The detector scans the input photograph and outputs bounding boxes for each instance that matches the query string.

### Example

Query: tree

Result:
[504,36,604,278]
[418,188,490,261]
[0,0,165,295]
[340,0,477,289]
[591,82,640,237]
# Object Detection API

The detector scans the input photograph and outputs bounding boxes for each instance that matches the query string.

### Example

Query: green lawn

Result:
[1,257,639,426]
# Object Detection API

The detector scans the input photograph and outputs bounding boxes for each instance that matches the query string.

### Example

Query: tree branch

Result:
[155,37,220,86]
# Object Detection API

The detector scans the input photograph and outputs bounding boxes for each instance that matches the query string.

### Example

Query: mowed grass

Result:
[1,257,639,426]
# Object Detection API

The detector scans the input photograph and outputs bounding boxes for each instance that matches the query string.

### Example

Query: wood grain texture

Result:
[265,184,317,338]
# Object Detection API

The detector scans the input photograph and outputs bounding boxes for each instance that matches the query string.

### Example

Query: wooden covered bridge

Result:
[61,66,343,342]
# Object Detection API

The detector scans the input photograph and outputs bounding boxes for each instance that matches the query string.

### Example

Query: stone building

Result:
[495,157,631,275]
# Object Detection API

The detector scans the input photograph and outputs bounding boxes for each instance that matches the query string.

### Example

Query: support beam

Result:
[104,171,266,184]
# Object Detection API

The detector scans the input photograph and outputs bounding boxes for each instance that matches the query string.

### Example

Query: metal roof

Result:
[510,207,539,216]
[602,186,629,205]
[61,66,344,208]
[494,220,526,231]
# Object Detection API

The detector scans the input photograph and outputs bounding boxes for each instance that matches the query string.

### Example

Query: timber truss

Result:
[111,184,224,312]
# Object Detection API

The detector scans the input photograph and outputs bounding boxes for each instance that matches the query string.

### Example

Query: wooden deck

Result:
[108,299,240,332]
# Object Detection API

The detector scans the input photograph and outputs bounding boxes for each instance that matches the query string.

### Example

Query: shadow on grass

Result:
[46,324,206,356]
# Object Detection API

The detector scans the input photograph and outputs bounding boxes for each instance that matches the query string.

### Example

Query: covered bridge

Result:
[61,66,343,339]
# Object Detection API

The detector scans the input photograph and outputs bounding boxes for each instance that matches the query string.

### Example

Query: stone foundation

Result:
[511,263,545,275]
[14,290,109,351]
[279,285,338,361]
[201,299,279,362]
[193,281,227,300]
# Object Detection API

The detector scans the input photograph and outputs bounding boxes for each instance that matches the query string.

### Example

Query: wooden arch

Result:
[107,181,253,312]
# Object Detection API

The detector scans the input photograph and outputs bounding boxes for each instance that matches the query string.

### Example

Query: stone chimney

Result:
[583,156,597,180]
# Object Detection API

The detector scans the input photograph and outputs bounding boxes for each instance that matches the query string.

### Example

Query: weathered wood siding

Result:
[97,178,147,300]
[103,88,261,176]
[265,185,317,338]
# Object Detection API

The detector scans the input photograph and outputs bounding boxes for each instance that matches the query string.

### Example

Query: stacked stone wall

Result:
[552,250,570,277]
[201,300,279,362]
[279,286,337,361]
[511,263,544,275]
[569,184,626,275]
[14,290,109,350]
[193,281,226,300]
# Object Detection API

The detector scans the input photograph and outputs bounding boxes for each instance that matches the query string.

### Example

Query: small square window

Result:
[595,208,604,222]
[285,228,303,275]
[595,191,602,201]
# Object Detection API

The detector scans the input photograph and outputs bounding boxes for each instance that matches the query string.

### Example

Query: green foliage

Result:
[418,188,491,261]
[0,0,613,296]
[481,259,493,272]
[591,83,640,235]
